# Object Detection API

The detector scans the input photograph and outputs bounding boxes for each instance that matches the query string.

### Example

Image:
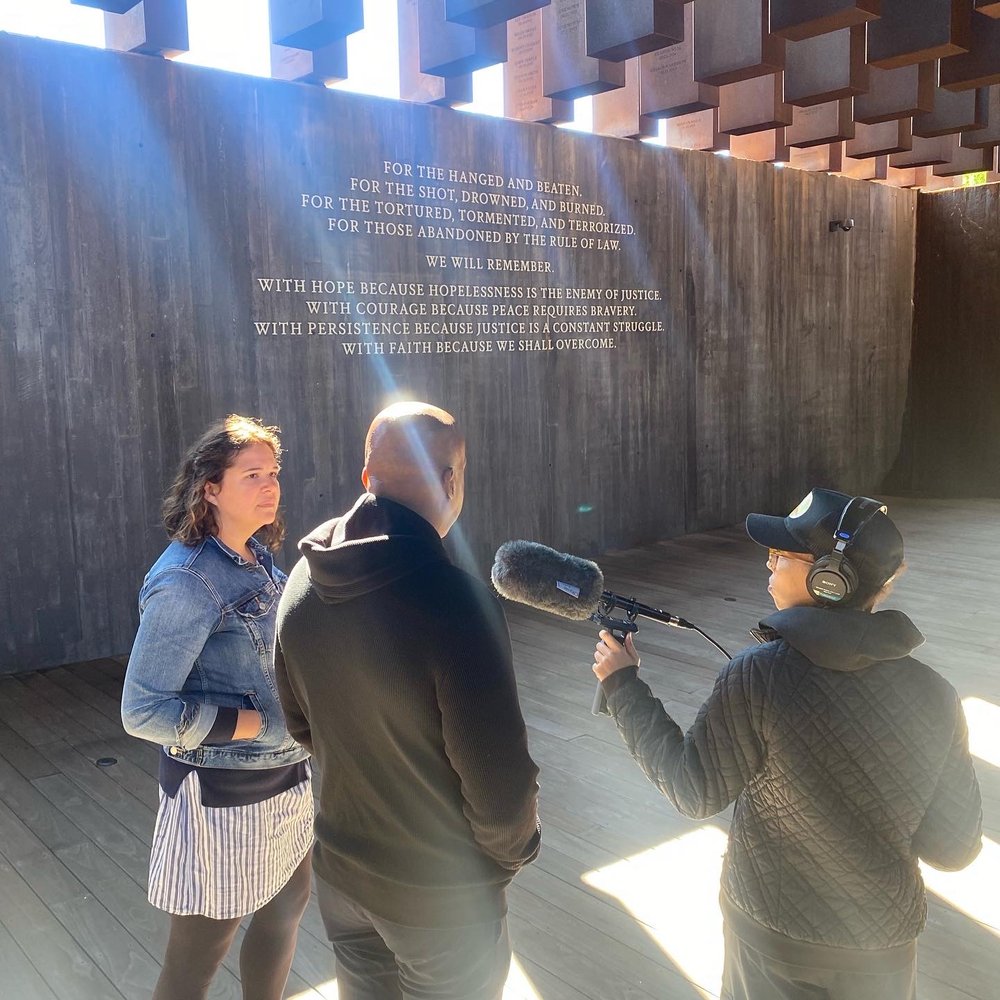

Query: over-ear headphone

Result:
[806,497,887,605]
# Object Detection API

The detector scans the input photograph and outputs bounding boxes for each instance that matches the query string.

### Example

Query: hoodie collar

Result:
[298,494,449,604]
[761,606,924,672]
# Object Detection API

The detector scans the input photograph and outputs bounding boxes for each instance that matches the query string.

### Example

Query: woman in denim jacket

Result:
[123,415,313,1000]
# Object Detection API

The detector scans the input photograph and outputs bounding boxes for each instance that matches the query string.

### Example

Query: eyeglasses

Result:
[767,548,814,570]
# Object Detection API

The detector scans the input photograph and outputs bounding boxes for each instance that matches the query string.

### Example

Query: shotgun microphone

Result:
[492,540,732,717]
[491,540,605,620]
[491,540,614,717]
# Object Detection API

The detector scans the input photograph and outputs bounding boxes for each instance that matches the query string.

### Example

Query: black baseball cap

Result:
[746,488,904,594]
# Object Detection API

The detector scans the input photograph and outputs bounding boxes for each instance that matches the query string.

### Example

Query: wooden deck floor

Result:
[0,497,997,999]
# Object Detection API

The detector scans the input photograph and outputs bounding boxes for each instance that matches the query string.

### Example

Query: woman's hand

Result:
[593,630,640,681]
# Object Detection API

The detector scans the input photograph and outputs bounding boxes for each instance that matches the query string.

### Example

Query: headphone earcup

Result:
[807,555,859,605]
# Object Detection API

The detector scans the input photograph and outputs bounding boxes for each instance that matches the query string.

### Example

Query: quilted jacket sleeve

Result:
[912,694,982,871]
[603,651,766,820]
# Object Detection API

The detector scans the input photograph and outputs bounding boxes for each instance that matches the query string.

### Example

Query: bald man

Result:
[275,402,540,1000]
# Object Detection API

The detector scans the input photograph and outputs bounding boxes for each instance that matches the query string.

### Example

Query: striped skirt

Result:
[147,769,314,920]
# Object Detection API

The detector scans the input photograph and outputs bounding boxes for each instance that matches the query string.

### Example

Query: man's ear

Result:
[441,466,456,500]
[361,466,371,491]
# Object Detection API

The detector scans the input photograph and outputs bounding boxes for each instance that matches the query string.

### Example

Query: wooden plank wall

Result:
[0,33,917,672]
[887,183,1000,499]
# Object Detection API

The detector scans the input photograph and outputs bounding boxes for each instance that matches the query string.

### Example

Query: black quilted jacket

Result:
[603,606,982,949]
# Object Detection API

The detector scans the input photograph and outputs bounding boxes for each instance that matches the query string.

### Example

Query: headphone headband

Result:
[832,497,887,549]
[806,496,888,605]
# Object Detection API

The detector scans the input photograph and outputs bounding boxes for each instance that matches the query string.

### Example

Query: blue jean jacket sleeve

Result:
[122,567,223,749]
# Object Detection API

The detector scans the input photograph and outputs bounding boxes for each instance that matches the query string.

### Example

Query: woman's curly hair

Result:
[162,415,285,552]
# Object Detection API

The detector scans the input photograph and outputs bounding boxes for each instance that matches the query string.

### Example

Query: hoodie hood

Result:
[761,606,924,672]
[299,494,448,604]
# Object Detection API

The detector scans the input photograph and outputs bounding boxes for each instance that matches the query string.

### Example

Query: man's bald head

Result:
[362,402,467,537]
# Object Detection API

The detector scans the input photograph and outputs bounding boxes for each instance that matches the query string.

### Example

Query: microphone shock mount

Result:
[590,591,731,717]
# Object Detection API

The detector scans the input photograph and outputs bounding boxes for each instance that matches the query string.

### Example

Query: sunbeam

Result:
[922,835,1000,937]
[962,697,1000,769]
[287,977,339,999]
[504,956,544,999]
[281,955,540,999]
[583,826,729,997]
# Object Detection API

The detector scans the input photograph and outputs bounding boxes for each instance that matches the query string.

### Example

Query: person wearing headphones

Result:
[592,488,982,1000]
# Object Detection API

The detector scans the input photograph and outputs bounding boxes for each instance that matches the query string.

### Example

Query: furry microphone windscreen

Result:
[491,540,604,621]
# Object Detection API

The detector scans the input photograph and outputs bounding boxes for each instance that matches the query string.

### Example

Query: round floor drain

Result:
[95,757,118,767]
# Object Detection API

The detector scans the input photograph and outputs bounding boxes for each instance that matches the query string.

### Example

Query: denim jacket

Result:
[122,535,309,769]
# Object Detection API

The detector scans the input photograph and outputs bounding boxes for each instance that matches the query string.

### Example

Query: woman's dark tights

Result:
[152,849,314,1000]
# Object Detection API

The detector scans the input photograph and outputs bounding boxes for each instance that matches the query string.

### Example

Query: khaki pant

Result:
[316,878,511,1000]
[722,922,917,1000]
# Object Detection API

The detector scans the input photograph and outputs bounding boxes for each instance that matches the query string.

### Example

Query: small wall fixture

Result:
[829,219,855,232]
